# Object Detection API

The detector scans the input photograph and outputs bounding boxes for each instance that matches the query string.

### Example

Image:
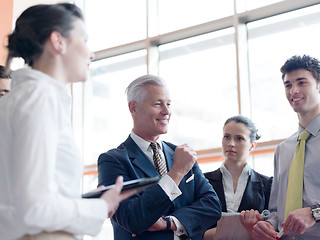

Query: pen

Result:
[276,228,283,240]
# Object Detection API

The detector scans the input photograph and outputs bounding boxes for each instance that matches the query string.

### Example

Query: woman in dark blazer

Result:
[203,115,273,239]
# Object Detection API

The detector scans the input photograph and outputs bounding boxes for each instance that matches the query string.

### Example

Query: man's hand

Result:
[147,217,167,232]
[203,227,217,240]
[168,144,197,186]
[240,209,264,238]
[100,176,137,218]
[282,207,316,235]
[252,221,277,240]
[147,217,177,231]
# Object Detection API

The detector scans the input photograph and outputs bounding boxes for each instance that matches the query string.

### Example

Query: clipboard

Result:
[82,176,160,198]
[214,213,251,240]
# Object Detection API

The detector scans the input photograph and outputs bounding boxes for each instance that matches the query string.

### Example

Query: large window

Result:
[159,28,238,150]
[85,0,147,51]
[157,0,234,35]
[245,0,283,11]
[79,1,320,176]
[82,50,147,167]
[247,4,320,142]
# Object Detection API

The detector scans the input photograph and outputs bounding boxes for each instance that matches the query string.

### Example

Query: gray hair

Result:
[126,74,167,103]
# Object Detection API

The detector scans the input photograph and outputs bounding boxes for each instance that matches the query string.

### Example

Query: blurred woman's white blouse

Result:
[0,68,107,240]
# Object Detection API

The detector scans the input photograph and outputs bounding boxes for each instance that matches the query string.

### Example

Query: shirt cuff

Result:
[158,174,182,201]
[171,216,187,236]
[266,212,277,229]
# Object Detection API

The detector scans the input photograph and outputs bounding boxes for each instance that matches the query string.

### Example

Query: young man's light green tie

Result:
[284,129,311,219]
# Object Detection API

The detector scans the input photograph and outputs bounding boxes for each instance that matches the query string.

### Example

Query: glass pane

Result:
[83,50,147,166]
[85,0,146,51]
[159,28,238,150]
[248,4,320,142]
[245,0,283,11]
[200,160,223,174]
[158,0,234,34]
[252,153,274,177]
[199,153,274,177]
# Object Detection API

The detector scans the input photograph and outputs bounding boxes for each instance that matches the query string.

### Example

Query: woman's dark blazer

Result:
[204,168,273,213]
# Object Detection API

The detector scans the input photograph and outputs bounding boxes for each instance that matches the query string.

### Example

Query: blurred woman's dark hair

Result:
[6,3,83,67]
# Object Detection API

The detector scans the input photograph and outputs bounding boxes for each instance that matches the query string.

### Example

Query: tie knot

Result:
[150,142,158,152]
[299,130,311,141]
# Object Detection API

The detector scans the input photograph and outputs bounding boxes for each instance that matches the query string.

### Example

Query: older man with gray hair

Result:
[98,74,221,240]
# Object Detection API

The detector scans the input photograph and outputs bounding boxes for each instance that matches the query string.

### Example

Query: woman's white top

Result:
[220,163,251,212]
[0,68,107,240]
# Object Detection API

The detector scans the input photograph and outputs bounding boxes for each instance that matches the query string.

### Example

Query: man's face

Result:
[0,78,11,98]
[283,69,320,116]
[131,84,171,142]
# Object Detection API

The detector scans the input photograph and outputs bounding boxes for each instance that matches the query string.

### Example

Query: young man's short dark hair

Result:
[280,55,320,83]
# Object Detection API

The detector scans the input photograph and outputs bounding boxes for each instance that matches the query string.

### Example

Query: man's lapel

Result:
[124,136,159,178]
[162,142,175,171]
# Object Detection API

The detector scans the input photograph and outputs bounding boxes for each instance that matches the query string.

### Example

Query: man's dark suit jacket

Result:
[97,136,222,240]
[204,168,273,213]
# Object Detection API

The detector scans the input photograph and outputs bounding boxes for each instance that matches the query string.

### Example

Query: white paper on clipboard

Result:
[214,212,251,240]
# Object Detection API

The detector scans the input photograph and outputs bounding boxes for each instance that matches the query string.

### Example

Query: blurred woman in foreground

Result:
[0,3,134,240]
